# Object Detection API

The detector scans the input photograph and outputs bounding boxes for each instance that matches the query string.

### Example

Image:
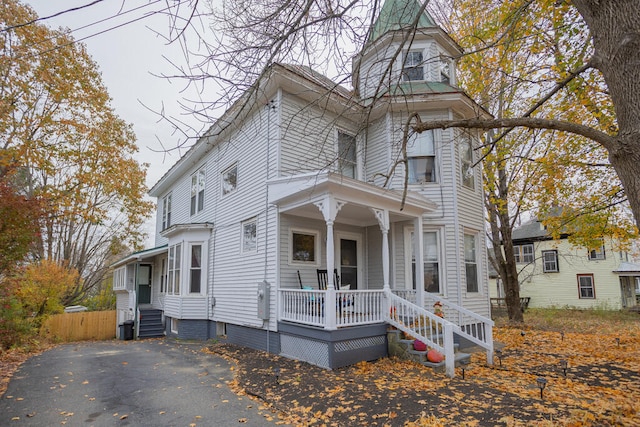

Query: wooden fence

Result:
[41,310,117,342]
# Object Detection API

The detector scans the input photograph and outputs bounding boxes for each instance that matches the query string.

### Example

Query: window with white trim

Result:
[160,257,166,294]
[168,243,181,295]
[222,163,237,195]
[162,192,172,230]
[577,274,595,299]
[588,242,606,260]
[338,131,356,178]
[242,218,257,253]
[542,250,559,273]
[513,244,534,263]
[190,168,205,215]
[410,230,440,293]
[189,244,202,294]
[460,136,475,189]
[290,229,319,264]
[403,50,424,81]
[464,233,478,292]
[407,130,436,183]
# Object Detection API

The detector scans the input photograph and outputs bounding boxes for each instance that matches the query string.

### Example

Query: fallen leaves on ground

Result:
[207,310,640,426]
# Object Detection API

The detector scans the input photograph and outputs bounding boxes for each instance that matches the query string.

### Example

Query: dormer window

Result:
[403,50,424,81]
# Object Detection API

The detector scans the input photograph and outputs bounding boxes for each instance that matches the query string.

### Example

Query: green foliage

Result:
[0,279,34,350]
[83,279,116,311]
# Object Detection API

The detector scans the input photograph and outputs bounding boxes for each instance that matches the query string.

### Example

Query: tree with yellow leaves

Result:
[0,0,153,304]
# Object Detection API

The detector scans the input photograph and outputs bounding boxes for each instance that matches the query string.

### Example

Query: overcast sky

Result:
[25,0,215,188]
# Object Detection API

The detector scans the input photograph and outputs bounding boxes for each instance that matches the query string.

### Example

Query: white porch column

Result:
[314,196,345,330]
[371,208,390,291]
[414,216,425,307]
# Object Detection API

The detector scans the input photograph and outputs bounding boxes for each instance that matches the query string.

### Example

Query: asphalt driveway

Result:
[1,339,282,426]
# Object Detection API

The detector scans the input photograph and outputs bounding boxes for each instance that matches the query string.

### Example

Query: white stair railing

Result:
[421,293,494,365]
[391,290,495,366]
[386,292,456,377]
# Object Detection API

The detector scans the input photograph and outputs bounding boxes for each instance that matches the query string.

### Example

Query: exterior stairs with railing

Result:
[386,291,494,377]
[138,309,165,338]
[387,328,471,371]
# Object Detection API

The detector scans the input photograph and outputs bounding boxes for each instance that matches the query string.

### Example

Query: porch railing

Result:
[279,289,386,329]
[279,288,494,377]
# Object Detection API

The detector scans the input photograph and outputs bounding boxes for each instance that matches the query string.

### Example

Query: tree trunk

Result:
[573,0,640,230]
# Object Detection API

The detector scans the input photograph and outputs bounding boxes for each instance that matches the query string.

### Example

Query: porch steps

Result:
[138,309,164,338]
[387,330,471,371]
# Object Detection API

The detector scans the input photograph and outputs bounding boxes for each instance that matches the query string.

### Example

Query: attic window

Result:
[403,50,424,81]
[588,243,606,260]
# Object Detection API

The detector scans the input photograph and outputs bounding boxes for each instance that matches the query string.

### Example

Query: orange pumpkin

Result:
[427,349,444,363]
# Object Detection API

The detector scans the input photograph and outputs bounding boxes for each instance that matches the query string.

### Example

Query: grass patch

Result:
[494,307,639,334]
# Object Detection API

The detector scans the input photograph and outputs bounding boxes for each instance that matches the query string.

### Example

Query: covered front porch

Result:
[268,172,494,376]
[268,171,437,324]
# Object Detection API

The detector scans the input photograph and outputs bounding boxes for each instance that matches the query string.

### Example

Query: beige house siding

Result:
[512,239,629,309]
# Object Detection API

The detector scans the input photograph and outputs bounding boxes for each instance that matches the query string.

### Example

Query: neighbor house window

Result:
[513,244,534,263]
[190,168,206,215]
[403,50,424,81]
[464,233,478,292]
[168,243,181,295]
[222,163,237,195]
[577,274,595,299]
[291,230,318,264]
[189,244,202,294]
[460,136,475,189]
[407,130,436,183]
[410,230,440,293]
[542,250,559,273]
[338,131,357,178]
[588,243,606,260]
[242,218,257,253]
[162,192,172,230]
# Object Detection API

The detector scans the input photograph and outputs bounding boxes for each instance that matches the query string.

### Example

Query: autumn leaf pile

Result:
[209,311,640,426]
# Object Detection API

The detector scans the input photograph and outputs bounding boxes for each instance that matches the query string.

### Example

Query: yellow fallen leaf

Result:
[120,415,128,420]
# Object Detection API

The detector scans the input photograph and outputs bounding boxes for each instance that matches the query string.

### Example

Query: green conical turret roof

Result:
[369,0,436,42]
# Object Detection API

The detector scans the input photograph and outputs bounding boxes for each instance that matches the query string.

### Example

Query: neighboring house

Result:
[490,218,640,310]
[112,0,494,375]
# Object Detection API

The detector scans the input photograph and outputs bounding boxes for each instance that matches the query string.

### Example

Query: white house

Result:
[490,218,640,310]
[112,0,494,376]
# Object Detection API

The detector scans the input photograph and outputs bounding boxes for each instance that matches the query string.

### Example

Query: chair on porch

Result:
[317,269,340,290]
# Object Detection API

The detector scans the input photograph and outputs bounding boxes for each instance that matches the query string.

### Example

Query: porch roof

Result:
[111,244,168,268]
[613,261,640,275]
[268,171,437,226]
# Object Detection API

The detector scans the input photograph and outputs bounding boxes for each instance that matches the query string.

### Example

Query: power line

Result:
[10,0,189,61]
[1,0,105,33]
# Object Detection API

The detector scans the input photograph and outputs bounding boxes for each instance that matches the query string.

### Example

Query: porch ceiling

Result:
[268,172,437,226]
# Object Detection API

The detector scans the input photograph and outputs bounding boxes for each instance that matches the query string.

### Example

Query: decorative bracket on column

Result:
[370,208,389,233]
[314,196,346,223]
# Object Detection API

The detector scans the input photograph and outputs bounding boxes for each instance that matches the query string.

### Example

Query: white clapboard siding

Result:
[519,239,625,310]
